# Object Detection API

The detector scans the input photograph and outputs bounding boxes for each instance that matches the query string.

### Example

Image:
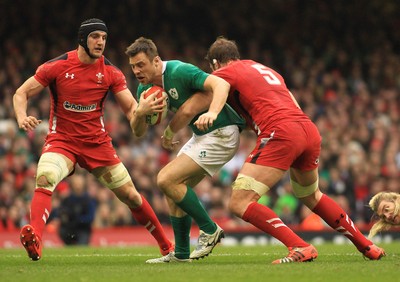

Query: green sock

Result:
[170,215,192,259]
[176,186,217,234]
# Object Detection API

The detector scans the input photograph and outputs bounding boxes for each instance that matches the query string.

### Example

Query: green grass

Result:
[1,243,399,282]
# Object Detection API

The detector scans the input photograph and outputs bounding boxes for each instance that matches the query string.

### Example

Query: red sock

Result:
[130,195,173,255]
[312,194,372,251]
[242,202,308,248]
[29,188,53,239]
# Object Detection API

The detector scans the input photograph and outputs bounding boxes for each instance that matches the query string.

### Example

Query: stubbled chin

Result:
[91,51,103,58]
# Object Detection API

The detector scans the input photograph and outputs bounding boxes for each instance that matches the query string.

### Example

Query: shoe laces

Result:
[197,232,210,248]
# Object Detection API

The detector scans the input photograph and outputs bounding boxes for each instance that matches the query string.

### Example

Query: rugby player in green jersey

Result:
[126,37,245,263]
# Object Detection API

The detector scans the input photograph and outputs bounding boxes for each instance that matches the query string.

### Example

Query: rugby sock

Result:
[242,202,309,248]
[176,186,217,234]
[312,194,372,251]
[170,215,192,259]
[29,188,52,239]
[130,195,173,255]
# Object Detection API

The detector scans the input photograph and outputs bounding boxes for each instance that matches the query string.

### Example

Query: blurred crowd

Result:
[1,1,400,234]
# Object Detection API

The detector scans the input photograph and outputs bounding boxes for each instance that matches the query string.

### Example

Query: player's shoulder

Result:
[103,56,118,69]
[167,60,198,71]
[42,51,73,66]
[102,56,122,72]
[37,51,71,74]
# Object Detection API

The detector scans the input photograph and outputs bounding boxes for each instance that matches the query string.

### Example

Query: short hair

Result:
[205,36,240,64]
[368,191,400,238]
[125,37,159,60]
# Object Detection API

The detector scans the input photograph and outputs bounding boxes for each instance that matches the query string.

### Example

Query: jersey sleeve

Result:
[213,67,236,87]
[109,68,128,94]
[34,62,56,87]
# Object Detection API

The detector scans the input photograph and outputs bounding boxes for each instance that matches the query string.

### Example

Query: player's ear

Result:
[212,59,219,71]
[153,56,161,66]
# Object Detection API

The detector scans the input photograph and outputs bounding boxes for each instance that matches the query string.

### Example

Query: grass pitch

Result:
[1,243,398,282]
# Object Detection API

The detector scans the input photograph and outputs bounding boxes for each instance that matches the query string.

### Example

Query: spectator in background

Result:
[56,174,96,245]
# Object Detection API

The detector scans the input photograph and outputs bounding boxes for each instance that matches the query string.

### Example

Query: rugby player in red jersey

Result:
[195,36,385,263]
[13,18,173,261]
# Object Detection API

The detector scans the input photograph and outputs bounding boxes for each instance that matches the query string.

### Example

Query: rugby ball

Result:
[143,86,169,125]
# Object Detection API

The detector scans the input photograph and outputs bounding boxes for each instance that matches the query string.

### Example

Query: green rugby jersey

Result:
[137,60,245,135]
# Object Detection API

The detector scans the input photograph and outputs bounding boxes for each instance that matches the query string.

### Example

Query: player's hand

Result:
[19,116,42,131]
[136,90,166,116]
[194,111,218,131]
[161,135,180,151]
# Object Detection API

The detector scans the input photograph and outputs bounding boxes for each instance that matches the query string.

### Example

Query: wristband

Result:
[163,125,175,139]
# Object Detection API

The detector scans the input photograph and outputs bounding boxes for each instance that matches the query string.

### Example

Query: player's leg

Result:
[157,154,224,260]
[158,126,239,260]
[291,167,385,260]
[21,152,74,261]
[93,163,173,256]
[145,198,193,263]
[230,162,317,264]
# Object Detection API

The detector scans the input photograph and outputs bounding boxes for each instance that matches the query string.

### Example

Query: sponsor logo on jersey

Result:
[63,101,97,112]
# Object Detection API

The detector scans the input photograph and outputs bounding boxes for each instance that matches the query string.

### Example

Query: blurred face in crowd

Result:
[377,199,400,225]
[86,31,107,58]
[128,52,161,85]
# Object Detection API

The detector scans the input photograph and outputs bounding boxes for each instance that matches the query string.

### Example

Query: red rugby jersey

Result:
[34,50,127,140]
[213,60,310,135]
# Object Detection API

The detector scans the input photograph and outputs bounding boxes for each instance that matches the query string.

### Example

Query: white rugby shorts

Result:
[178,125,240,176]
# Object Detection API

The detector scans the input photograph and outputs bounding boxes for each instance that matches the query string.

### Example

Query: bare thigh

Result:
[158,153,207,201]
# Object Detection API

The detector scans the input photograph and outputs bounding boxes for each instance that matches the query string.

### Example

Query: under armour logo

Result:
[65,73,75,79]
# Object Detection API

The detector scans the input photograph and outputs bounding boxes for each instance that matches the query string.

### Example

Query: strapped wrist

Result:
[164,125,175,139]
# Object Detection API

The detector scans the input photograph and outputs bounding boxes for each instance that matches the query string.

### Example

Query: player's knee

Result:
[232,174,270,196]
[156,171,173,193]
[291,178,319,198]
[36,174,53,188]
[97,163,131,190]
[36,152,70,192]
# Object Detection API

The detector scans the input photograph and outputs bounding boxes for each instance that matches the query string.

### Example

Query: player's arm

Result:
[193,74,230,131]
[114,88,148,137]
[13,76,44,131]
[115,88,165,137]
[162,91,211,150]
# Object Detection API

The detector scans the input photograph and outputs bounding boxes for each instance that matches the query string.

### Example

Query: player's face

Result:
[87,31,107,58]
[129,52,158,84]
[377,199,400,225]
